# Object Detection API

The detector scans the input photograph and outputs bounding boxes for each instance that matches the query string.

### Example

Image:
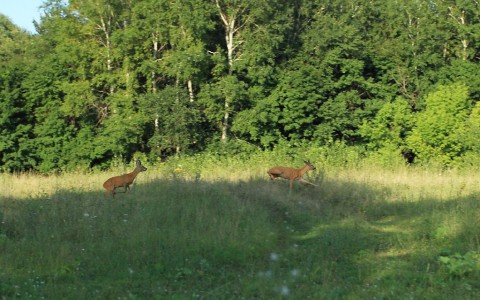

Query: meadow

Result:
[1,151,480,299]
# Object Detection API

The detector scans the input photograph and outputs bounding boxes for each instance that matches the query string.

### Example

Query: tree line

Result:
[1,0,480,172]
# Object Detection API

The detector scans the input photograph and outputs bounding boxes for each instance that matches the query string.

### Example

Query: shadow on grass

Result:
[285,178,480,298]
[1,175,480,299]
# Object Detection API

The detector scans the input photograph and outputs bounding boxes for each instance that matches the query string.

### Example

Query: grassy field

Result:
[1,156,480,299]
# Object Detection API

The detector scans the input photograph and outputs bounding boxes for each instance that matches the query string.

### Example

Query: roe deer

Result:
[103,159,147,197]
[267,160,318,190]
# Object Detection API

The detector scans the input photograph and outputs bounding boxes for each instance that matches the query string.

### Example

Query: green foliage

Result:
[33,102,76,173]
[0,14,32,64]
[363,143,408,169]
[453,101,480,169]
[407,83,472,165]
[95,94,147,158]
[204,139,260,161]
[140,86,202,157]
[0,17,37,172]
[439,252,480,278]
[360,97,415,154]
[266,65,323,142]
[0,67,36,171]
[462,102,480,152]
[3,0,480,172]
[437,59,480,101]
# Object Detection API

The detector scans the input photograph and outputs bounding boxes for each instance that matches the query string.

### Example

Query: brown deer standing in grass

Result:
[103,159,147,197]
[267,160,318,191]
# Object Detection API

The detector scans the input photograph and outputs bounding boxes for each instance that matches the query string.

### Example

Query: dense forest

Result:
[1,0,480,173]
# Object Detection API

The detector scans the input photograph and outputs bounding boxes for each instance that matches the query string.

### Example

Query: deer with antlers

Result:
[103,159,147,197]
[267,160,318,191]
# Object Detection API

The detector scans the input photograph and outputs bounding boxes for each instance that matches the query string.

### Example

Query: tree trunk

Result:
[152,38,160,93]
[99,16,114,95]
[187,79,194,102]
[216,0,238,143]
[221,100,230,141]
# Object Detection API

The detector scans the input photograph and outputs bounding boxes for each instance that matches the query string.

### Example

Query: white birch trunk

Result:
[187,79,194,102]
[216,0,238,143]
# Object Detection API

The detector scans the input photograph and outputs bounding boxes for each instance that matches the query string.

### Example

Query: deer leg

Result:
[299,178,318,187]
[267,172,278,180]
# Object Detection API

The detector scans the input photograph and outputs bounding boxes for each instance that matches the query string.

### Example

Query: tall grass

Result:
[2,154,480,298]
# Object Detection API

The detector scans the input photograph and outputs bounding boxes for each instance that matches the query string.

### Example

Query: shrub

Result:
[439,251,480,278]
[407,83,471,165]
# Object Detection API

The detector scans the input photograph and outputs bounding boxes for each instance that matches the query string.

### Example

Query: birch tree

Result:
[202,0,285,142]
[161,0,214,102]
[437,0,480,61]
[213,0,242,142]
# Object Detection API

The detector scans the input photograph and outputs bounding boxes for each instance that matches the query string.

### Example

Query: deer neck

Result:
[127,168,141,180]
[298,165,310,176]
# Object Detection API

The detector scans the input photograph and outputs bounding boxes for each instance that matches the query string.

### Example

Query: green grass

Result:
[2,158,480,299]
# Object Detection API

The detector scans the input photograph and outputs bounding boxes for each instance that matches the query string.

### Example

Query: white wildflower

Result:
[290,269,300,278]
[279,285,290,296]
[270,252,279,261]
